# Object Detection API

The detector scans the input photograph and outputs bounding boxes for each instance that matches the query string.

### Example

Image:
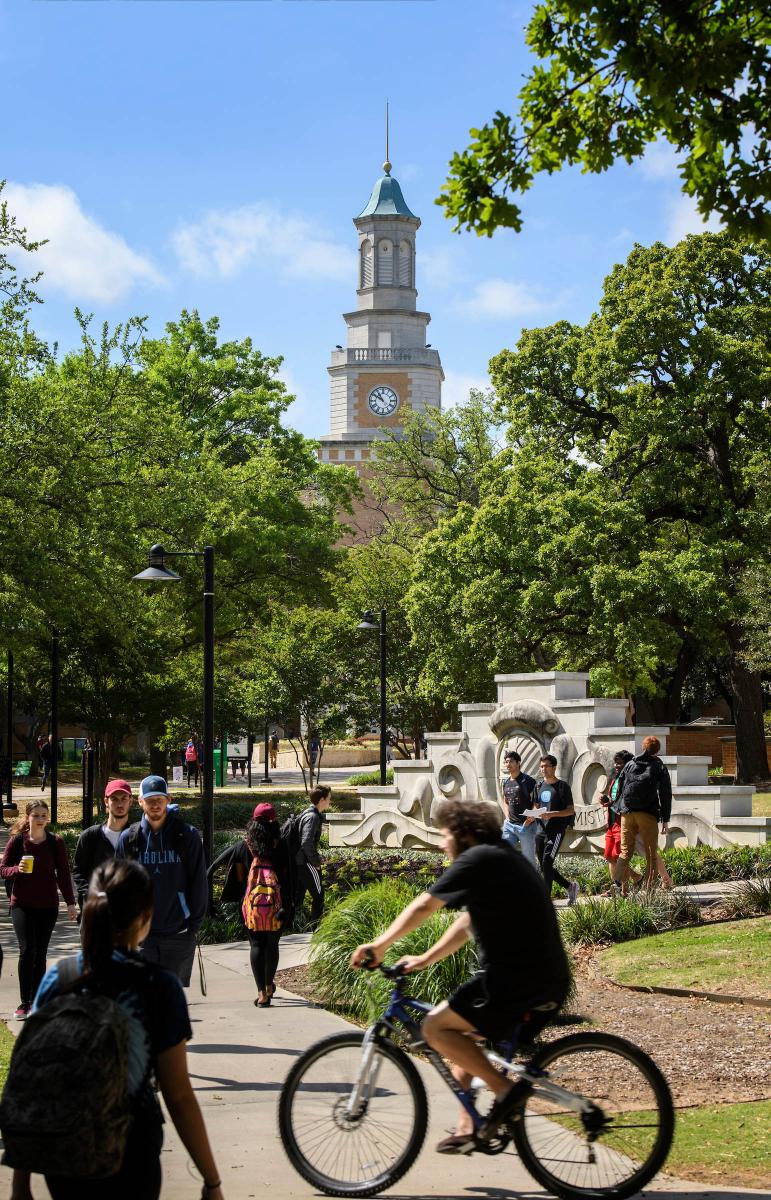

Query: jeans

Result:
[502,819,539,867]
[11,905,58,1006]
[139,929,197,986]
[248,929,281,991]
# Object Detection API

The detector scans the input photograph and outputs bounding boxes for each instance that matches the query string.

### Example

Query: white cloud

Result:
[639,141,681,181]
[172,203,356,284]
[455,278,554,320]
[420,246,459,291]
[441,369,491,411]
[666,194,722,244]
[4,182,164,302]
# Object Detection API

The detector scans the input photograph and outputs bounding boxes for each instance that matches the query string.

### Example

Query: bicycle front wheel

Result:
[278,1030,428,1197]
[512,1031,675,1200]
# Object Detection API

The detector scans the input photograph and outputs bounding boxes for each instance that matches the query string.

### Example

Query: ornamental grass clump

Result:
[722,873,771,918]
[559,889,701,946]
[309,879,478,1023]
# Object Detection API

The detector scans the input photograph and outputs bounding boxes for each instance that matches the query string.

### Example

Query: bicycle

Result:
[279,962,675,1200]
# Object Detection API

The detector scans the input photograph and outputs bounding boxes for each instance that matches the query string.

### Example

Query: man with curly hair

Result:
[351,799,570,1154]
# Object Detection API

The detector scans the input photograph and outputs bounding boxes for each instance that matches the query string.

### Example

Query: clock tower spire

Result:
[319,156,444,535]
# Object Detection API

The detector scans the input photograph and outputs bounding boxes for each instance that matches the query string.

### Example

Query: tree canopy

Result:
[402,234,770,781]
[439,2,771,240]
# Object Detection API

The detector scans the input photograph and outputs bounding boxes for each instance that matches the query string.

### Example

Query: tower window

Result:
[361,239,373,287]
[398,240,412,287]
[377,239,393,285]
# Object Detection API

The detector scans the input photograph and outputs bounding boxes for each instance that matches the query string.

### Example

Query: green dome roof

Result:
[358,173,417,219]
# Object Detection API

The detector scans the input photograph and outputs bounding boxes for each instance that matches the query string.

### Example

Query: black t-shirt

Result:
[428,842,570,999]
[501,772,536,823]
[534,778,574,836]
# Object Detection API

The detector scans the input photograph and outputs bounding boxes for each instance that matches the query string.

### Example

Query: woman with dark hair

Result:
[10,859,224,1200]
[243,802,291,1008]
[0,800,76,1020]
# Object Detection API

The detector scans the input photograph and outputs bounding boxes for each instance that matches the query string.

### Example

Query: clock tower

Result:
[318,158,444,530]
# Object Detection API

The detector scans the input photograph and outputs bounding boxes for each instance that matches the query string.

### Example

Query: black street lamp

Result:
[3,648,12,824]
[133,544,215,870]
[357,609,387,785]
[50,633,59,824]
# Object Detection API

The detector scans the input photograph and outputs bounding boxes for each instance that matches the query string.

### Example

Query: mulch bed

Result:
[275,936,771,1111]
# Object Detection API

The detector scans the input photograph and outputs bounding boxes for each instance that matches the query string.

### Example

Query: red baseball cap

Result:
[252,802,277,821]
[105,779,133,799]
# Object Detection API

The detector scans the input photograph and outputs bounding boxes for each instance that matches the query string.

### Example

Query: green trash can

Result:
[213,747,224,788]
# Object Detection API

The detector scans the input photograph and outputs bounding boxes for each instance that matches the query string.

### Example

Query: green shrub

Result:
[310,879,478,1022]
[346,768,395,786]
[198,901,246,945]
[661,843,771,885]
[559,890,702,946]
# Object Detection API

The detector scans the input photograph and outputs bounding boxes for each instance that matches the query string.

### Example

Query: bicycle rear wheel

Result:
[278,1030,428,1197]
[512,1031,674,1200]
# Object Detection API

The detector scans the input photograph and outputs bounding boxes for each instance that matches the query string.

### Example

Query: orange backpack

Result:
[242,858,282,932]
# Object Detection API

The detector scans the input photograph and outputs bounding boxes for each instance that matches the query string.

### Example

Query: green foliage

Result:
[322,848,446,908]
[439,3,771,240]
[559,890,701,946]
[662,843,771,885]
[198,901,246,945]
[309,879,478,1022]
[346,768,395,786]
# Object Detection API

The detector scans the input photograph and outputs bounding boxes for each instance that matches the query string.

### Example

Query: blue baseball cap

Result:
[139,775,168,800]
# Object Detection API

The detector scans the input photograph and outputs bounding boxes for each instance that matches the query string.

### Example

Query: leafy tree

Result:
[0,308,353,795]
[367,391,502,546]
[487,233,770,780]
[439,2,771,239]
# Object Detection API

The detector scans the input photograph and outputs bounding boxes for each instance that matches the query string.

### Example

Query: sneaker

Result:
[14,1003,30,1020]
[567,881,580,906]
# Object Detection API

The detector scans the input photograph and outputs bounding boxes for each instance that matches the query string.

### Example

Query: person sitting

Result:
[351,799,571,1154]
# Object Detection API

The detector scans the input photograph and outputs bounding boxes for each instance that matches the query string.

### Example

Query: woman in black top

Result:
[243,802,291,1008]
[10,859,224,1200]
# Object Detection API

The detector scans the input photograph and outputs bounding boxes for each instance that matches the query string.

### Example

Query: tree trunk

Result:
[725,651,768,784]
[149,738,167,780]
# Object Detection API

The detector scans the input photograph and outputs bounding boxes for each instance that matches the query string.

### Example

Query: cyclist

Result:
[351,798,571,1154]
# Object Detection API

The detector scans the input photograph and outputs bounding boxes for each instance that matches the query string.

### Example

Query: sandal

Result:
[255,994,271,1008]
[436,1133,475,1155]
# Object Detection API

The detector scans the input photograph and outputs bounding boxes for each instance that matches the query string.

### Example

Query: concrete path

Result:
[0,909,766,1199]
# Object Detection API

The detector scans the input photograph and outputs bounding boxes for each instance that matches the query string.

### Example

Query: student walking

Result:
[7,859,224,1200]
[73,779,134,908]
[39,737,53,792]
[116,775,207,985]
[0,801,77,1019]
[184,739,199,787]
[616,735,672,893]
[242,803,291,1007]
[499,749,538,867]
[534,754,580,905]
[269,732,280,770]
[293,785,331,926]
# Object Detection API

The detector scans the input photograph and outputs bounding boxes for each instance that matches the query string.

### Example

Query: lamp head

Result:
[132,543,182,583]
[357,609,380,632]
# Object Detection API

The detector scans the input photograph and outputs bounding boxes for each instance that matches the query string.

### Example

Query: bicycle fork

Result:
[345,1026,385,1120]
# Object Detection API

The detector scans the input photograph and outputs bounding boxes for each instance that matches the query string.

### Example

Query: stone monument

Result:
[328,672,770,851]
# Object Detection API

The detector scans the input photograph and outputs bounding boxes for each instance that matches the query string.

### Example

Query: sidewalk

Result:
[1,910,766,1199]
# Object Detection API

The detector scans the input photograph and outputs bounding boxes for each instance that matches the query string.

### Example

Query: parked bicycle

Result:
[279,961,675,1200]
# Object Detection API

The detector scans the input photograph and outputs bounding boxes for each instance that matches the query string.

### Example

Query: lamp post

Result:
[357,609,387,785]
[50,633,59,824]
[133,544,215,870]
[3,648,12,824]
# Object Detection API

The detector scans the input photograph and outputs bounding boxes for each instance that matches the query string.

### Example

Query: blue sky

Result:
[1,0,716,438]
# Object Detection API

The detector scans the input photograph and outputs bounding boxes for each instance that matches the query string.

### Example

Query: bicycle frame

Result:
[350,982,595,1133]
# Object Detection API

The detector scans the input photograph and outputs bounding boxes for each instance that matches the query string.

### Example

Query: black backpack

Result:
[620,757,663,813]
[0,957,133,1178]
[280,808,312,864]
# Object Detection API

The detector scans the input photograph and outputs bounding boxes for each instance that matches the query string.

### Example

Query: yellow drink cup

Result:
[19,855,34,874]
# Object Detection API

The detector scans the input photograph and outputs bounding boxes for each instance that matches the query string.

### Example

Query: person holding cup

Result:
[0,800,77,1019]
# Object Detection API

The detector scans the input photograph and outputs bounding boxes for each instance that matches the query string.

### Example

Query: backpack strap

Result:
[56,955,86,994]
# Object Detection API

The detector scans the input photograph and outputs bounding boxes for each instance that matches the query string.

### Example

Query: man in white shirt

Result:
[72,779,133,908]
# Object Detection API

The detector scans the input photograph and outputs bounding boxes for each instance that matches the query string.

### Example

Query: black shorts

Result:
[448,970,568,1045]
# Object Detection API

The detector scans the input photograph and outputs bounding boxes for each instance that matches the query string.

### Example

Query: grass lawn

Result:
[0,1020,16,1091]
[753,791,771,817]
[566,1099,771,1189]
[599,917,771,998]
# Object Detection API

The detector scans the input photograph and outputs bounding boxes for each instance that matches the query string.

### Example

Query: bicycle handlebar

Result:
[360,951,409,983]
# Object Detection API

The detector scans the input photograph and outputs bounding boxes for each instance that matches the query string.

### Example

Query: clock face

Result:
[368,385,400,417]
